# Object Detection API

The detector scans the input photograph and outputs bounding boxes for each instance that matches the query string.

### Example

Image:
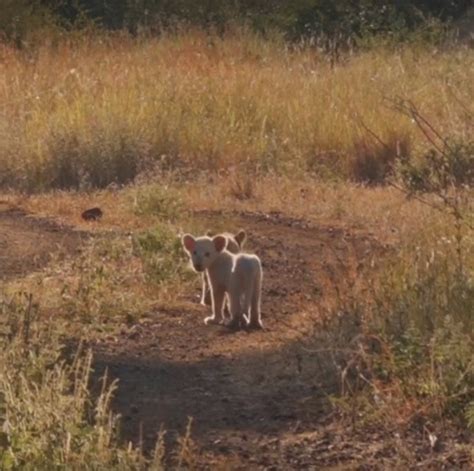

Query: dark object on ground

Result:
[81,207,103,221]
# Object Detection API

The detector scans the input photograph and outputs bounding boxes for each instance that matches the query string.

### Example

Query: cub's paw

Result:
[245,319,264,330]
[204,316,221,325]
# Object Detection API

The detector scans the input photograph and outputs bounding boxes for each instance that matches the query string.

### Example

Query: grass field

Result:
[0,30,473,469]
[1,30,473,190]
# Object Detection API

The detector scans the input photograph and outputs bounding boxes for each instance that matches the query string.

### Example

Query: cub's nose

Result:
[194,263,203,272]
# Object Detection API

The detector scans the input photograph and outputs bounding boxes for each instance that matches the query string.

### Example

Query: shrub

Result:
[329,123,474,428]
[375,246,473,423]
[17,1,471,43]
[329,235,474,430]
[0,0,59,45]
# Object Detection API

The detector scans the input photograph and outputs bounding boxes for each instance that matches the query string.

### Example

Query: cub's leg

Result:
[241,281,253,326]
[247,271,263,329]
[223,293,231,321]
[226,284,243,330]
[200,273,211,306]
[205,285,225,325]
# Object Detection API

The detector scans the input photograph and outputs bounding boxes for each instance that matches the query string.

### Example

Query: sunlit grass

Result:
[0,30,473,190]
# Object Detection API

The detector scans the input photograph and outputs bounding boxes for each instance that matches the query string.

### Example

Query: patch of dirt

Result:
[0,202,85,280]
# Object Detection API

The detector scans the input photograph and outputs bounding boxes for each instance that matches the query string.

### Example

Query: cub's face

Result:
[181,234,227,272]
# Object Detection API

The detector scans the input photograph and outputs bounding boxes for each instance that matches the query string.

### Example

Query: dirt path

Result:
[91,210,383,468]
[0,202,84,280]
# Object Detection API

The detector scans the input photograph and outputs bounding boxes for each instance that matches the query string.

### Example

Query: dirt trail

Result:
[91,210,382,469]
[0,202,84,280]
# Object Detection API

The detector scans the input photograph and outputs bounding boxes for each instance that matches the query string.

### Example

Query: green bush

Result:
[333,227,474,428]
[374,249,474,415]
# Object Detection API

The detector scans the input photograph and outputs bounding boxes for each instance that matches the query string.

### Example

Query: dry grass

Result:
[0,30,473,190]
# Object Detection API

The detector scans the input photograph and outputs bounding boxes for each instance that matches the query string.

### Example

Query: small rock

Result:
[81,207,103,221]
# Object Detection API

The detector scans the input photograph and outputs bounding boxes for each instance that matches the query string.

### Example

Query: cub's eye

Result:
[205,252,210,257]
[193,250,197,255]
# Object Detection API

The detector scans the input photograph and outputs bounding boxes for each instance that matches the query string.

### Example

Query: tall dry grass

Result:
[0,30,473,190]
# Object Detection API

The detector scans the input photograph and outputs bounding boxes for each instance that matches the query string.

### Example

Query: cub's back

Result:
[233,253,261,275]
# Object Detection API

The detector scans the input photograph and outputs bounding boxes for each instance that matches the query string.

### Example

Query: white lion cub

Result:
[182,233,263,329]
[199,229,247,306]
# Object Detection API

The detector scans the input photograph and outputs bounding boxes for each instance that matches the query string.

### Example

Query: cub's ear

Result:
[235,229,247,247]
[212,235,227,253]
[182,234,196,252]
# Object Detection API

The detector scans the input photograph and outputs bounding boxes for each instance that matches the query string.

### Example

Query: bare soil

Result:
[0,205,471,469]
[0,202,84,280]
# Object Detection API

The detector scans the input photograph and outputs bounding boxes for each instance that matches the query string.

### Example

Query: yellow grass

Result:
[0,30,473,190]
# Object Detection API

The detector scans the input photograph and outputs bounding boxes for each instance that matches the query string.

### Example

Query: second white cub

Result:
[200,229,246,306]
[182,233,263,329]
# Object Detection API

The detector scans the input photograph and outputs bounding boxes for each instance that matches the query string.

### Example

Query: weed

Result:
[58,237,147,325]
